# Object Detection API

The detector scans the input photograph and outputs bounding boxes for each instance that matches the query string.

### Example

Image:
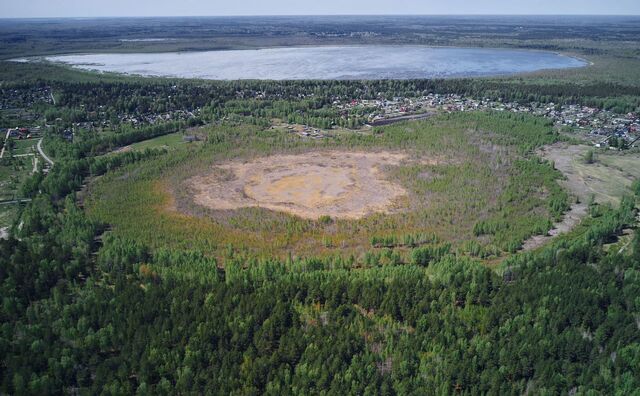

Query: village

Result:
[48,107,201,141]
[334,93,640,148]
[3,84,640,149]
[1,84,201,142]
[264,93,640,144]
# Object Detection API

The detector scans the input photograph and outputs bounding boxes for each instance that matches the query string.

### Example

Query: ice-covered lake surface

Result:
[44,46,587,80]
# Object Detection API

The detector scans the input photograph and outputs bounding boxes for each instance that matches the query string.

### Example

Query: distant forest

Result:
[2,15,640,58]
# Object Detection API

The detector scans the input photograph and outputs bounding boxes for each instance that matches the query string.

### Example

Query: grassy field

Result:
[85,112,569,263]
[8,139,37,156]
[598,152,640,180]
[0,155,33,228]
[582,152,640,204]
[0,156,32,200]
[0,205,19,229]
[541,144,640,206]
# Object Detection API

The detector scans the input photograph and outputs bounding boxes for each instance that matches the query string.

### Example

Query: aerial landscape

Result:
[1,0,640,394]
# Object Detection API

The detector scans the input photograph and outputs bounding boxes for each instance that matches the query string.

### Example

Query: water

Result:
[44,46,586,80]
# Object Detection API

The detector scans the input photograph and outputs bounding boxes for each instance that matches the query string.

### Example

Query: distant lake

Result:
[43,46,587,80]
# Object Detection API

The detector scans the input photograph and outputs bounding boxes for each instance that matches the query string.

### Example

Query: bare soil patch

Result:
[522,203,588,251]
[187,151,411,220]
[113,145,132,154]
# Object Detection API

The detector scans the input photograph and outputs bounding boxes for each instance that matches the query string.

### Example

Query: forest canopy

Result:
[2,16,640,393]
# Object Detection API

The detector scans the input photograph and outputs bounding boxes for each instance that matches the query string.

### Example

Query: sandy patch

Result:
[522,203,588,251]
[113,145,132,154]
[187,151,410,220]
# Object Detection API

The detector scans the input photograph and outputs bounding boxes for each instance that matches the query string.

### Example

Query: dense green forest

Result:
[1,159,639,394]
[2,17,640,393]
[2,108,640,394]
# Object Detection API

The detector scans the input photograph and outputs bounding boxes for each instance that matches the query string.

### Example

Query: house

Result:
[7,128,30,139]
[28,126,42,137]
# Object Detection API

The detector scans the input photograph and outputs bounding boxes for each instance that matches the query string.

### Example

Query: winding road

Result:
[37,138,54,166]
[0,129,10,159]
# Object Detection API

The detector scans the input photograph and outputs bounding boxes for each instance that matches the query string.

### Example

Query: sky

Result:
[1,0,639,18]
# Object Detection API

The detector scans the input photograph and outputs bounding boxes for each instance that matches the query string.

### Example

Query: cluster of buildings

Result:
[60,109,200,131]
[40,109,201,143]
[538,105,639,146]
[113,109,199,127]
[283,125,329,139]
[5,85,640,149]
[3,85,199,132]
[7,126,42,140]
[0,87,54,112]
[309,31,380,38]
[335,94,640,147]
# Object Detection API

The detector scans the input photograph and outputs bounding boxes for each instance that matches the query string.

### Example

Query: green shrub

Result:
[411,243,451,266]
[632,179,640,197]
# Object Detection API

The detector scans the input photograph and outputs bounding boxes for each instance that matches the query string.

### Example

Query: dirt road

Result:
[0,129,10,159]
[37,138,54,166]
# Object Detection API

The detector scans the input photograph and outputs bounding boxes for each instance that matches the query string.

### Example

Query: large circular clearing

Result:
[187,151,409,219]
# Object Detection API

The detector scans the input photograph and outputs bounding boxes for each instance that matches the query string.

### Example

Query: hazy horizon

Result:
[2,14,640,20]
[1,0,639,18]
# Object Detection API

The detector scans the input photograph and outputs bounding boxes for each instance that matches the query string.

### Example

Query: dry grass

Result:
[540,144,640,205]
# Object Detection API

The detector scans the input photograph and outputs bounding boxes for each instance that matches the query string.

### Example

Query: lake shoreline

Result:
[22,45,587,81]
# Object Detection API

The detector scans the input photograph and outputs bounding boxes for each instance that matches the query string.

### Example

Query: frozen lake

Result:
[44,46,587,80]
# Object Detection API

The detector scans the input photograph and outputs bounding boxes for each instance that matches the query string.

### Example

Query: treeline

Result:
[20,148,165,201]
[209,98,369,129]
[52,78,639,114]
[43,121,185,160]
[371,232,439,248]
